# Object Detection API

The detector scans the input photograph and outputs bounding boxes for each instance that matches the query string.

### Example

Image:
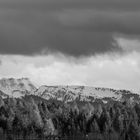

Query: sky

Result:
[0,0,140,91]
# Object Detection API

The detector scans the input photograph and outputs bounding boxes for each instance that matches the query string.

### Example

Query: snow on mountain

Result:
[0,78,37,98]
[35,85,139,103]
[0,78,139,103]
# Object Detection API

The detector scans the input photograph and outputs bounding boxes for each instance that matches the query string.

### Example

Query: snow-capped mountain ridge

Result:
[35,85,139,102]
[0,78,37,97]
[0,78,139,103]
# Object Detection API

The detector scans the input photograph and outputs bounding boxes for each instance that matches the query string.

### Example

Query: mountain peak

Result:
[0,77,37,97]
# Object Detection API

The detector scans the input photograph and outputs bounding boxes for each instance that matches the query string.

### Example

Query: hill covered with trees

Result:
[0,95,140,140]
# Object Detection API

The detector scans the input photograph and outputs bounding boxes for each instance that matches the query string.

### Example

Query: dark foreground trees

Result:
[0,95,140,140]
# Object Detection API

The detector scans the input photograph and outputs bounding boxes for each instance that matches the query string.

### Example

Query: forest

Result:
[0,95,140,140]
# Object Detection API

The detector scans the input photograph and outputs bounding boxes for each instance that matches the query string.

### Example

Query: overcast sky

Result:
[0,0,140,91]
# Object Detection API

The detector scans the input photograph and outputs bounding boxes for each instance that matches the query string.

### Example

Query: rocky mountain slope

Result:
[0,78,140,103]
[0,78,36,98]
[35,85,140,103]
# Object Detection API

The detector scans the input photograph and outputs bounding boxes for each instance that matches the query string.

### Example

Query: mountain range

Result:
[0,78,139,103]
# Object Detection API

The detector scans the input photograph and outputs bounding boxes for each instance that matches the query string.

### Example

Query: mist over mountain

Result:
[0,0,140,139]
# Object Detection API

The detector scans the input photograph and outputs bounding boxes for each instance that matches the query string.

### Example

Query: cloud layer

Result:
[0,51,140,92]
[0,0,140,56]
[0,0,140,91]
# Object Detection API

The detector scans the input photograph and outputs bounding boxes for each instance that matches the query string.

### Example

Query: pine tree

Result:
[128,121,140,140]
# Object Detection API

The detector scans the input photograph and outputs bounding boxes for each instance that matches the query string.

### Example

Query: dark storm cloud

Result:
[0,0,140,56]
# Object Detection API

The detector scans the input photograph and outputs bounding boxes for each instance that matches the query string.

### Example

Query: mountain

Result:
[35,85,140,103]
[0,78,140,104]
[0,78,37,98]
[0,90,8,98]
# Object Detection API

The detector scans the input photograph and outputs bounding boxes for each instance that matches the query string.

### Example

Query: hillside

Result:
[0,78,140,139]
[35,85,140,103]
[0,78,36,98]
[0,78,140,104]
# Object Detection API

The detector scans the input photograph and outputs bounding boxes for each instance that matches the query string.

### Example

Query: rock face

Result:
[0,78,37,98]
[0,78,140,104]
[35,85,140,103]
